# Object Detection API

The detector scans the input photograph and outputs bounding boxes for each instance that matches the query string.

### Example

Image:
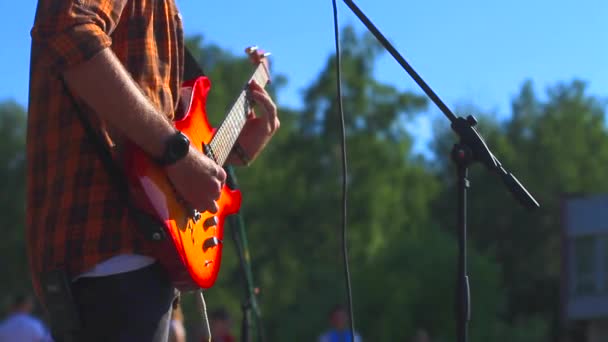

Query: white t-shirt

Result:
[0,313,50,342]
[75,254,155,280]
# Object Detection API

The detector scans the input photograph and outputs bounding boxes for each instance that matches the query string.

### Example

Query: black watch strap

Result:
[157,131,190,166]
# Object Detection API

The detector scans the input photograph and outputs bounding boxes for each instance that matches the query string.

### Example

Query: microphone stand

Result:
[340,1,540,341]
[225,165,266,342]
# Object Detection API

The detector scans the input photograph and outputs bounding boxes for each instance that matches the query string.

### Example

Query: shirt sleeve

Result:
[30,0,128,72]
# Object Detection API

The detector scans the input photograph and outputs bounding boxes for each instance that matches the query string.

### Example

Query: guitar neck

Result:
[208,63,269,166]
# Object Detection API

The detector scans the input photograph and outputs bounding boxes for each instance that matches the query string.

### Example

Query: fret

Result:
[208,63,269,165]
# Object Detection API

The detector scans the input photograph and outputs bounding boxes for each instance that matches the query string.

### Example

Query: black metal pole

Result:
[240,301,251,342]
[452,144,472,342]
[225,166,266,342]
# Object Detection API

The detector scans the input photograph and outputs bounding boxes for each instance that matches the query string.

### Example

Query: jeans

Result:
[53,262,177,342]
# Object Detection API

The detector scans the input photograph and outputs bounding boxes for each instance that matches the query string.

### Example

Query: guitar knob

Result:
[203,216,218,230]
[202,237,222,252]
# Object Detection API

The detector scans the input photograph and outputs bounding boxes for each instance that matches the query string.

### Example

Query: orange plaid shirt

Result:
[26,0,184,295]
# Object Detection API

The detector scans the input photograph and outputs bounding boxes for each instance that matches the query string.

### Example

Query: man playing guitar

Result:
[26,0,279,341]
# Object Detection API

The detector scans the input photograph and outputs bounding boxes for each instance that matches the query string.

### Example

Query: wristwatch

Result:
[157,131,190,166]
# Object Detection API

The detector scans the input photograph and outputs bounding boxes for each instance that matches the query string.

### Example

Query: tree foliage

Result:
[0,26,605,342]
[431,79,607,340]
[0,101,29,308]
[184,28,510,341]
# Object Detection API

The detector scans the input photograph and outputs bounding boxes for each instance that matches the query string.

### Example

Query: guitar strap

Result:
[184,46,206,80]
[63,46,205,241]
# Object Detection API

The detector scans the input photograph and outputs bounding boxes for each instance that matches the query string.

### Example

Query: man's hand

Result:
[233,80,280,164]
[165,146,226,213]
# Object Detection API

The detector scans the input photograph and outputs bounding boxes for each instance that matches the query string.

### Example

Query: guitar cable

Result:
[331,0,357,340]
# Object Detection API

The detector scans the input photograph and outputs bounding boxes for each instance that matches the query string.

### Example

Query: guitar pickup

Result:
[203,237,222,252]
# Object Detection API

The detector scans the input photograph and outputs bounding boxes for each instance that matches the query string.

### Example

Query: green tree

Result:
[0,100,30,312]
[181,26,536,342]
[2,29,593,342]
[211,26,509,341]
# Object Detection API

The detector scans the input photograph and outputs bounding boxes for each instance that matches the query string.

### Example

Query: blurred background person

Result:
[318,304,362,342]
[411,329,432,342]
[208,308,235,342]
[0,293,50,342]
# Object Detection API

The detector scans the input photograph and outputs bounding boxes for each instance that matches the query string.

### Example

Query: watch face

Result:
[169,132,190,161]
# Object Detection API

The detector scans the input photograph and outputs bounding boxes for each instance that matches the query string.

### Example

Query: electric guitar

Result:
[125,46,271,290]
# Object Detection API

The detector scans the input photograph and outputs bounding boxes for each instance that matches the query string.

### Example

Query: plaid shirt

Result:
[26,0,184,296]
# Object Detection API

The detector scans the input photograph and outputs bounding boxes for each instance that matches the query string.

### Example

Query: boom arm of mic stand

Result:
[340,0,539,210]
[451,116,539,209]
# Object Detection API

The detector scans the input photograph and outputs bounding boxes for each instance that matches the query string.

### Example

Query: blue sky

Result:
[1,0,607,152]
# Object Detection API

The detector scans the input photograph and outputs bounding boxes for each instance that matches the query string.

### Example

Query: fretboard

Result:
[208,63,269,165]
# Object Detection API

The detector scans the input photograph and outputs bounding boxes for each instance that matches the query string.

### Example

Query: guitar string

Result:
[226,95,243,162]
[217,94,238,163]
[210,94,242,164]
[213,86,248,163]
[213,94,246,165]
[211,89,242,162]
[216,65,267,164]
[223,92,248,162]
[210,65,268,165]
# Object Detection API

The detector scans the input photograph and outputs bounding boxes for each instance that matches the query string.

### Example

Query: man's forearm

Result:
[63,48,174,158]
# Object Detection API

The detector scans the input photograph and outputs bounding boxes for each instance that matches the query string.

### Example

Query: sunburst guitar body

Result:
[124,47,270,290]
